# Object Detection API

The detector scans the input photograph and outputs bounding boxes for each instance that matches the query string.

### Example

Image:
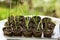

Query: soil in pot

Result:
[19,16,26,28]
[42,17,51,23]
[42,17,51,29]
[7,16,15,28]
[5,16,15,27]
[32,16,41,24]
[28,18,36,29]
[4,22,9,27]
[47,22,56,30]
[15,16,21,27]
[8,16,14,22]
[13,27,22,36]
[3,27,12,36]
[28,16,41,29]
[9,20,15,28]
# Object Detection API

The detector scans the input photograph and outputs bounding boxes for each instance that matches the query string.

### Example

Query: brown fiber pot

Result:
[22,28,32,37]
[43,29,53,38]
[3,27,12,36]
[47,22,56,30]
[13,27,22,36]
[32,29,42,37]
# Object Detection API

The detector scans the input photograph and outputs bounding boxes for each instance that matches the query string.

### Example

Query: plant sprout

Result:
[26,17,30,29]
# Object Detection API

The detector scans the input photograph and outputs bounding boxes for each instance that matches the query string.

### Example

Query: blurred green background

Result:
[0,0,58,20]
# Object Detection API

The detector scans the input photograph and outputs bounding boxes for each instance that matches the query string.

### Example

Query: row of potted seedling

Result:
[3,16,56,38]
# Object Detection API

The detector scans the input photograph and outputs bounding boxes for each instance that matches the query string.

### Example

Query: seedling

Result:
[25,17,30,29]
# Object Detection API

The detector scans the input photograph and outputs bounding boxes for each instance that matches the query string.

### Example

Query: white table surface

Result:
[0,16,60,40]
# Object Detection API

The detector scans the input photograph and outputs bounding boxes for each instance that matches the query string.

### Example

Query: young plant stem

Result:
[14,16,17,29]
[37,22,39,31]
[26,17,29,29]
[37,20,41,30]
